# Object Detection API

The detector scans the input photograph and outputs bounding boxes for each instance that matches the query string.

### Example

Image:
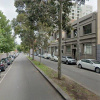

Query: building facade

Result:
[48,12,97,60]
[69,3,93,20]
[97,0,100,61]
[80,5,93,18]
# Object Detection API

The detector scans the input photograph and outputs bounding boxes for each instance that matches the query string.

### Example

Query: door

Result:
[72,49,76,59]
[81,60,87,69]
[85,60,95,70]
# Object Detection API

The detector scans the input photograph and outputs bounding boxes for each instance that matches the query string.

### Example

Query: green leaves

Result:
[0,11,15,53]
[13,0,73,52]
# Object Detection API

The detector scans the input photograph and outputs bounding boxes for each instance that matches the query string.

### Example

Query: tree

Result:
[0,11,15,54]
[14,0,53,60]
[13,0,88,79]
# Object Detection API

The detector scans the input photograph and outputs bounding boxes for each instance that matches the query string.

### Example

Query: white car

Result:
[51,56,58,61]
[77,59,100,73]
[43,53,48,59]
[47,54,52,59]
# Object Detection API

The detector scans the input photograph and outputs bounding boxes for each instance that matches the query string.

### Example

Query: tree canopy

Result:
[0,11,15,53]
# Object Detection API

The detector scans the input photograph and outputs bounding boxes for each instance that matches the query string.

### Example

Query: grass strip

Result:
[28,57,100,100]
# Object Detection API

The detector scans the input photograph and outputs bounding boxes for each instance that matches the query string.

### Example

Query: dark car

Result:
[8,55,14,62]
[0,60,8,71]
[7,57,13,64]
[1,58,11,65]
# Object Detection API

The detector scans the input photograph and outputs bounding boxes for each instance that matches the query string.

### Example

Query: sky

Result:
[0,0,98,44]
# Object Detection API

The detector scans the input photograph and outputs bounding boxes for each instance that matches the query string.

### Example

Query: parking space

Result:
[35,56,100,96]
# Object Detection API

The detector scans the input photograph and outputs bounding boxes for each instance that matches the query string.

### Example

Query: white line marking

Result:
[0,65,13,84]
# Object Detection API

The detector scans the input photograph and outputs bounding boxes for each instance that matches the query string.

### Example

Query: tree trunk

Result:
[29,45,30,58]
[58,0,62,80]
[32,45,34,60]
[6,52,9,57]
[39,48,42,65]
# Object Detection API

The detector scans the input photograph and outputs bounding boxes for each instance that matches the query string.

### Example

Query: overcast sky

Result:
[0,0,98,44]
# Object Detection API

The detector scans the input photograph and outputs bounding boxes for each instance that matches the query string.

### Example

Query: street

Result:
[35,56,100,96]
[0,54,63,100]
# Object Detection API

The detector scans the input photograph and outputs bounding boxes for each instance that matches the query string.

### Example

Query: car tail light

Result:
[0,64,4,66]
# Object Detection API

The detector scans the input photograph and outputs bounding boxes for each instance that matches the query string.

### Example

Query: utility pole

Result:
[77,18,80,60]
[57,0,87,79]
[58,0,62,79]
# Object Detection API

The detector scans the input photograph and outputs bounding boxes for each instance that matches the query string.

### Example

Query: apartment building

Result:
[69,3,93,20]
[80,5,93,17]
[48,12,97,60]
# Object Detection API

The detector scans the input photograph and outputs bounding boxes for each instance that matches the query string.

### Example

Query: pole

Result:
[58,0,62,79]
[77,18,80,60]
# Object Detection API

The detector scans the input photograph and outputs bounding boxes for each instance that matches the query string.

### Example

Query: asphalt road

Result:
[35,56,100,96]
[0,54,64,100]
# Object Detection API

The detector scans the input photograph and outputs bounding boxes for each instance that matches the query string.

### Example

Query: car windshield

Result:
[91,60,100,64]
[67,57,72,59]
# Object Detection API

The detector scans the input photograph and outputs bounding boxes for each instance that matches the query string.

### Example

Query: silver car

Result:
[61,56,76,65]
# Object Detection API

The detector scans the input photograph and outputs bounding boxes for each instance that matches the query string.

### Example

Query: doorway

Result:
[72,49,76,59]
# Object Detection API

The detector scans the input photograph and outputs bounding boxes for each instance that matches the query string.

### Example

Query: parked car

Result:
[38,54,43,58]
[61,56,76,65]
[9,55,14,62]
[1,58,11,65]
[7,57,12,64]
[47,54,52,59]
[34,53,38,56]
[51,56,58,61]
[77,59,100,73]
[13,53,16,58]
[0,60,8,71]
[16,52,19,57]
[7,57,13,63]
[38,54,41,57]
[43,53,48,59]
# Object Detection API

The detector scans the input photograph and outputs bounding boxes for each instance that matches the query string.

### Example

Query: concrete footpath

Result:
[0,54,64,100]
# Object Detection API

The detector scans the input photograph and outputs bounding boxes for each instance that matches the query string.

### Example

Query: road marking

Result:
[0,65,13,84]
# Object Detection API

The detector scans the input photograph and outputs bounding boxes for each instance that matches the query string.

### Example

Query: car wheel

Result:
[78,64,82,69]
[66,61,69,65]
[95,68,100,73]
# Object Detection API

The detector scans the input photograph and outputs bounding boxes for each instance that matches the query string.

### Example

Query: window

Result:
[84,44,92,54]
[73,29,77,37]
[67,32,71,38]
[62,46,64,49]
[72,16,74,19]
[62,50,63,53]
[66,45,71,53]
[62,56,66,58]
[77,14,79,16]
[66,30,71,38]
[86,60,92,64]
[81,59,87,62]
[74,45,76,47]
[83,24,92,34]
